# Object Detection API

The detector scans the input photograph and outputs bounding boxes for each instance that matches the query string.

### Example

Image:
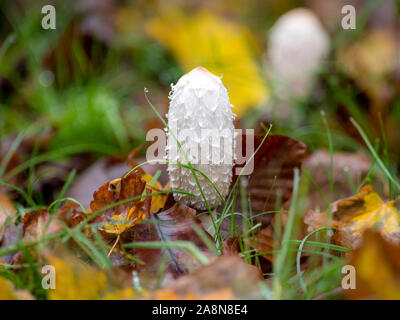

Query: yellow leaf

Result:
[102,205,147,235]
[0,193,16,238]
[103,287,136,300]
[0,277,17,300]
[347,230,400,299]
[142,173,168,213]
[47,255,107,300]
[146,11,268,117]
[91,173,150,235]
[305,185,400,248]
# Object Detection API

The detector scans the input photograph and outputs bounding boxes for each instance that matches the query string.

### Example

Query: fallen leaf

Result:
[0,276,34,300]
[21,209,63,241]
[90,173,151,235]
[247,225,275,263]
[142,173,169,214]
[346,230,400,299]
[58,201,87,228]
[0,277,17,299]
[128,149,169,213]
[305,185,400,248]
[46,253,107,300]
[0,193,16,239]
[233,134,306,224]
[148,256,263,300]
[116,203,214,284]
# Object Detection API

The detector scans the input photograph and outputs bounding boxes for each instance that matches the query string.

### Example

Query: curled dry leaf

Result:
[148,256,263,300]
[305,185,400,249]
[90,173,151,235]
[0,202,87,265]
[21,209,63,241]
[346,230,400,300]
[58,201,87,228]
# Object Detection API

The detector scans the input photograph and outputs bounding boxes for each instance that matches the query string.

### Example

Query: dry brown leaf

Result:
[148,256,263,300]
[217,134,305,239]
[21,209,63,241]
[247,225,275,263]
[234,134,306,218]
[90,173,151,235]
[115,203,214,282]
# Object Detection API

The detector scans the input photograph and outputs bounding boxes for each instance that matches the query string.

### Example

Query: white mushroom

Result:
[166,67,236,210]
[268,8,330,100]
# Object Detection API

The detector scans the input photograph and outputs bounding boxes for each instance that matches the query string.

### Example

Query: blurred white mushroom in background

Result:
[267,8,330,102]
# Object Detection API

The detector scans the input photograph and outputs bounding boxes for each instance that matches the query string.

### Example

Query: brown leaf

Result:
[21,209,63,241]
[247,225,275,263]
[116,203,214,283]
[148,256,263,300]
[218,134,305,238]
[153,203,214,274]
[234,134,306,218]
[222,237,240,256]
[58,201,87,228]
[89,173,151,234]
